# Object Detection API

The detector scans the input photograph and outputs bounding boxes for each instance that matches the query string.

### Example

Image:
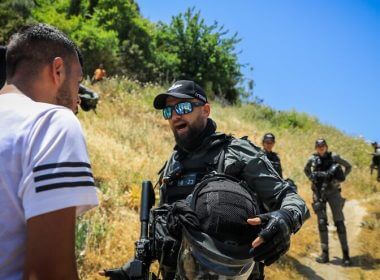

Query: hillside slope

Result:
[77,78,379,279]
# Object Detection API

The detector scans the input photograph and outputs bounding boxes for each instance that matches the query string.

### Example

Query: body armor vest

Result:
[313,152,334,172]
[265,151,282,177]
[159,134,231,205]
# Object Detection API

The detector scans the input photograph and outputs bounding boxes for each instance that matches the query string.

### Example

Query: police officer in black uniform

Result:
[304,139,352,266]
[262,133,283,178]
[371,142,380,181]
[154,80,309,279]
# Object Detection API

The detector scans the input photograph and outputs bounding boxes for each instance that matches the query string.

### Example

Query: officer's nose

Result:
[171,109,181,121]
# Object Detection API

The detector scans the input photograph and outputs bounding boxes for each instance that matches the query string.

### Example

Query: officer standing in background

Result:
[154,80,309,279]
[371,142,380,181]
[304,139,352,266]
[262,133,283,178]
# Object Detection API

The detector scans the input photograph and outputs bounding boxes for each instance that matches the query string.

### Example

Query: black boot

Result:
[342,250,351,266]
[316,250,329,263]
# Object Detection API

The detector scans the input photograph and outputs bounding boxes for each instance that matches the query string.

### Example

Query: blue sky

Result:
[138,0,379,141]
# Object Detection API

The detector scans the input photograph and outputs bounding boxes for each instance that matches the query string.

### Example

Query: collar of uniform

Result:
[314,152,331,158]
[174,132,231,162]
[204,132,231,147]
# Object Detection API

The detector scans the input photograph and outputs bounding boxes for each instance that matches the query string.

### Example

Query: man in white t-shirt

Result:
[0,24,98,280]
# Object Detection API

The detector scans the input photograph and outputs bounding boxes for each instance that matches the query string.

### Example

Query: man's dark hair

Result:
[6,23,78,81]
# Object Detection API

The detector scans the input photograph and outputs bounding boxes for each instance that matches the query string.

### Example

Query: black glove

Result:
[310,172,317,182]
[311,171,331,182]
[249,209,300,266]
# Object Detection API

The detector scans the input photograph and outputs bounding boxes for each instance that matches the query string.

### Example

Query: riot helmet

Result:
[177,174,259,279]
[329,164,345,182]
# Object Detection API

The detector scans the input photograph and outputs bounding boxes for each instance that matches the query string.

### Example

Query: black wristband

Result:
[285,208,302,233]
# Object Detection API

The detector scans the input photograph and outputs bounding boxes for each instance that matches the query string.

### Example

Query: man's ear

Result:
[202,103,211,117]
[51,57,65,86]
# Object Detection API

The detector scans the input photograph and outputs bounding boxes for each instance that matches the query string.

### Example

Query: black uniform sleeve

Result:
[304,156,314,181]
[225,138,309,224]
[333,153,352,176]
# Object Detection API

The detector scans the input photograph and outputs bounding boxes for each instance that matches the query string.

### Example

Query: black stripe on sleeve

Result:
[33,162,91,172]
[34,172,94,182]
[36,181,95,193]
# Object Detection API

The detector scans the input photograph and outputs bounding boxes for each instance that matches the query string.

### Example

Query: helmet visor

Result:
[177,238,254,280]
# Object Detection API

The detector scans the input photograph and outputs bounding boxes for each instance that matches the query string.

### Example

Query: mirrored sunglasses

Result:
[163,101,205,120]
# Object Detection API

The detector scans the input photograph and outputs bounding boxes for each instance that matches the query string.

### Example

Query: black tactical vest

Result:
[159,133,232,205]
[313,152,334,172]
[265,151,282,178]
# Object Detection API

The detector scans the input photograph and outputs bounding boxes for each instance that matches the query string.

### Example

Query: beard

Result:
[173,118,206,151]
[56,79,76,113]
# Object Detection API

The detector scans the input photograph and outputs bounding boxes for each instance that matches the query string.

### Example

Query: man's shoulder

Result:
[0,93,78,134]
[28,102,79,134]
[229,135,261,150]
[328,152,341,161]
[307,154,318,162]
[1,92,69,117]
[224,135,263,159]
[330,152,339,158]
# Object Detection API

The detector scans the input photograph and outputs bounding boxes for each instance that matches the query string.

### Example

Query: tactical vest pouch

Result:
[151,206,181,270]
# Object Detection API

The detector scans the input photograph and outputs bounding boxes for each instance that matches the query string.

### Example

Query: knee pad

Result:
[318,218,328,232]
[335,221,346,234]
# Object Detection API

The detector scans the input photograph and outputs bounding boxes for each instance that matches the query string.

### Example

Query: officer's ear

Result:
[202,103,211,117]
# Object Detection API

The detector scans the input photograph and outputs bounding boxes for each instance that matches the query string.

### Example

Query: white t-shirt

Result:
[0,85,99,280]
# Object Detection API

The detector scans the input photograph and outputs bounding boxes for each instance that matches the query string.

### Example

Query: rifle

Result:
[102,181,158,280]
[310,171,330,214]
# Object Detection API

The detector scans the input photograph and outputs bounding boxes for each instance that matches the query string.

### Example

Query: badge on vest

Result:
[177,173,197,187]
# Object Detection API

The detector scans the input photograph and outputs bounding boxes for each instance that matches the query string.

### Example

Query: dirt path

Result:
[295,199,367,280]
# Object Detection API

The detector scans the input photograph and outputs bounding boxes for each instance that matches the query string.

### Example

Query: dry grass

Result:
[76,78,378,279]
[347,199,380,280]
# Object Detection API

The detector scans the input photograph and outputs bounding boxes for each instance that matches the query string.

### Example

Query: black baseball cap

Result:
[263,133,275,143]
[315,138,328,147]
[153,80,208,109]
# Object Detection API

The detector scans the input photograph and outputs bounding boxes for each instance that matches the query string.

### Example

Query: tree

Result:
[0,0,36,44]
[93,0,157,81]
[154,8,243,103]
[32,0,120,76]
[0,1,248,102]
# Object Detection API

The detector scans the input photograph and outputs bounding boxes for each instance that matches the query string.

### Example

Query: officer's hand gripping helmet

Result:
[177,174,260,280]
